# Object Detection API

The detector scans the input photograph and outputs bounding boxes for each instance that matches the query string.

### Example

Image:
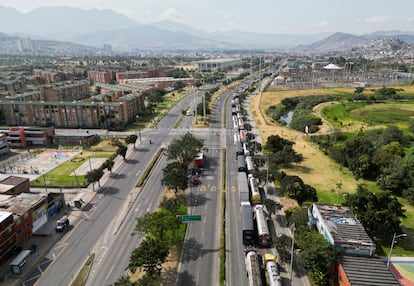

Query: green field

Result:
[322,101,414,131]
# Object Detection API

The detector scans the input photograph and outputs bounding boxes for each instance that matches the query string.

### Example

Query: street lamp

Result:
[289,223,296,283]
[387,232,407,268]
[135,115,141,144]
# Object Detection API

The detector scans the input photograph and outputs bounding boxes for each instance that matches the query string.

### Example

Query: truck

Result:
[263,254,282,286]
[194,152,204,168]
[245,249,263,286]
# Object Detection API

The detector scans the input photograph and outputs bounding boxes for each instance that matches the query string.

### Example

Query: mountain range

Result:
[1,5,414,53]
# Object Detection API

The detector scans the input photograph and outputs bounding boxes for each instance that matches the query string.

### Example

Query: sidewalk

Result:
[0,146,128,285]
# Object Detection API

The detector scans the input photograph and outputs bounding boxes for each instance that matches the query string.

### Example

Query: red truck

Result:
[194,152,204,168]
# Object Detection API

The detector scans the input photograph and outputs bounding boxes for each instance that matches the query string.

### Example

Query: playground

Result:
[0,149,79,177]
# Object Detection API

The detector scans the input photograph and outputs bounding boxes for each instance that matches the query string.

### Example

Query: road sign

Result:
[177,214,202,223]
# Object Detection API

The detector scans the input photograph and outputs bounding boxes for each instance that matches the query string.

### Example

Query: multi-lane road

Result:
[36,75,308,286]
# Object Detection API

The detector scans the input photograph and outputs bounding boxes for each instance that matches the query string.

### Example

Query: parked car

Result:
[55,216,70,232]
[191,176,201,185]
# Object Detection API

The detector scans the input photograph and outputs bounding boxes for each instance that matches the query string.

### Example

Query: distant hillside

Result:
[72,26,228,51]
[296,32,367,52]
[349,37,414,57]
[0,32,102,56]
[0,5,137,41]
[1,5,414,52]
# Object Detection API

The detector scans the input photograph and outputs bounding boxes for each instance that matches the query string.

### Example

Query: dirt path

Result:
[250,91,358,195]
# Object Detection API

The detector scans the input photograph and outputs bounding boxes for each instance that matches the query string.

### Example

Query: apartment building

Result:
[0,211,16,265]
[115,67,177,82]
[0,127,54,148]
[87,70,112,84]
[0,92,144,131]
[118,77,196,90]
[0,134,9,155]
[33,69,74,84]
[38,80,90,101]
[96,83,151,96]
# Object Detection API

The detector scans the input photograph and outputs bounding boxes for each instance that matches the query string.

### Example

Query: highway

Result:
[176,93,223,286]
[224,88,248,286]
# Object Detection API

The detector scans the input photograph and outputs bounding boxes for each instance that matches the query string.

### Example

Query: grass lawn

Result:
[251,84,414,255]
[322,101,414,131]
[30,140,117,188]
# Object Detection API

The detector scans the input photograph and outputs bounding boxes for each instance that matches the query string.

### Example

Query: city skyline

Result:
[1,0,414,35]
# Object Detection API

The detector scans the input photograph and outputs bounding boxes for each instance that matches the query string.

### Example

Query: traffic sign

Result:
[177,214,202,223]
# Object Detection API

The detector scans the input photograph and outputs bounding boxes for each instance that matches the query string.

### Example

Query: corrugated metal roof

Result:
[340,255,401,286]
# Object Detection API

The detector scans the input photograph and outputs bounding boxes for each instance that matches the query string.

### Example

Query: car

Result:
[192,167,201,176]
[191,176,201,185]
[55,216,70,232]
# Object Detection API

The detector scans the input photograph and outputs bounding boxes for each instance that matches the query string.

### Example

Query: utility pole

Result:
[203,92,206,125]
[289,223,296,283]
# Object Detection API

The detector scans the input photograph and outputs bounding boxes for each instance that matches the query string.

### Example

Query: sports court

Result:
[390,259,414,286]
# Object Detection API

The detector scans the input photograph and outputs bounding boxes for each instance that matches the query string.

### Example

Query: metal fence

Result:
[0,152,36,174]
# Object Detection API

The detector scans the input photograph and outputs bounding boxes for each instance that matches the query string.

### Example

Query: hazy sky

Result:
[2,0,414,34]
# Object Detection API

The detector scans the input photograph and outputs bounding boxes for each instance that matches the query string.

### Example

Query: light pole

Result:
[289,223,296,283]
[136,115,141,144]
[387,232,407,268]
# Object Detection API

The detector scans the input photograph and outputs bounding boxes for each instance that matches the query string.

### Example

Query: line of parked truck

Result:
[231,91,282,286]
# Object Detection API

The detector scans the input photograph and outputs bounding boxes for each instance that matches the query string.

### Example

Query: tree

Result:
[86,168,104,188]
[354,87,365,94]
[280,176,317,205]
[264,198,280,217]
[174,81,185,90]
[112,275,136,286]
[273,234,292,263]
[161,161,189,194]
[345,184,405,238]
[117,145,128,160]
[166,133,203,166]
[125,135,138,148]
[128,237,169,276]
[103,159,115,174]
[134,210,181,243]
[295,231,336,286]
[266,135,293,153]
[159,194,187,214]
[376,160,407,195]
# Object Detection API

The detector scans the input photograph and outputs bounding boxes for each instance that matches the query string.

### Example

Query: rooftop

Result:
[314,204,374,245]
[0,210,12,223]
[339,255,401,286]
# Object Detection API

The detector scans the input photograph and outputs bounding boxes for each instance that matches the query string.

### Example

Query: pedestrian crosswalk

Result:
[144,127,237,137]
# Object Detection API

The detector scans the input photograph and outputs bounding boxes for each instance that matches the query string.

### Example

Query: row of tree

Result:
[112,133,204,285]
[113,195,188,286]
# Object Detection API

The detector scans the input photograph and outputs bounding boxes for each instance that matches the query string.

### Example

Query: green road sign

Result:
[177,214,202,223]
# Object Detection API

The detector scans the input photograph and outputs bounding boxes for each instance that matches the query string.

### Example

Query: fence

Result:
[0,152,36,174]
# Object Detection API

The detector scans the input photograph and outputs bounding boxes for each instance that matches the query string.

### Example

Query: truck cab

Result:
[55,216,70,232]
